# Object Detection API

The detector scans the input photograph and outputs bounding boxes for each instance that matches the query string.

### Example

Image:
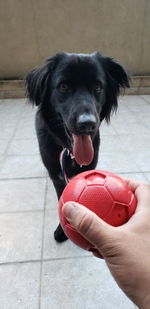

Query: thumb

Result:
[62,201,117,252]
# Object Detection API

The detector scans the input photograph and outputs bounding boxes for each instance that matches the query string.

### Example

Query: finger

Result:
[133,184,150,212]
[122,178,150,210]
[123,177,143,192]
[62,201,117,250]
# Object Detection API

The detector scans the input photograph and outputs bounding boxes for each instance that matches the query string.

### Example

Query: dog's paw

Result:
[54,224,68,242]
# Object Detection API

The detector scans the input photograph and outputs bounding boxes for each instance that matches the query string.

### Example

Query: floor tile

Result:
[0,262,40,309]
[13,101,36,139]
[97,151,140,173]
[111,121,149,135]
[0,178,46,212]
[129,150,150,172]
[118,172,148,183]
[118,135,150,172]
[143,173,150,183]
[0,139,10,155]
[0,155,46,179]
[0,102,26,134]
[141,95,150,103]
[0,212,43,263]
[121,95,148,108]
[100,122,117,136]
[43,209,91,259]
[14,124,36,139]
[0,99,25,112]
[7,139,39,156]
[41,258,135,309]
[119,135,150,153]
[112,105,137,121]
[109,108,150,135]
[0,122,17,140]
[100,135,128,153]
[122,135,150,172]
[46,178,58,210]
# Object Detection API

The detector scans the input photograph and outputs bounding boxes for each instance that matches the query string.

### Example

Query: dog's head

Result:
[26,52,129,165]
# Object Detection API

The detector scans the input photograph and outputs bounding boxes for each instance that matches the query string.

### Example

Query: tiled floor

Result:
[0,95,150,309]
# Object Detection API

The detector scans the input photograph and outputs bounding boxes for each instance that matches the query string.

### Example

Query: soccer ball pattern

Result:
[59,170,137,252]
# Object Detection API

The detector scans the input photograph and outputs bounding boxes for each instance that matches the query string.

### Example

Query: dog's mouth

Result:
[71,134,94,166]
[65,125,95,166]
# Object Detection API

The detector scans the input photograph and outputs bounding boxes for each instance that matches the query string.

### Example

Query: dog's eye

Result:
[59,82,70,92]
[94,82,102,93]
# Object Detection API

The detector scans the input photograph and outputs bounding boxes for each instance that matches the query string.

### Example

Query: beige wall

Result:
[0,0,150,79]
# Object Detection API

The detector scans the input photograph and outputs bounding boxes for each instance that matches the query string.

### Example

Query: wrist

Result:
[124,283,150,309]
[126,265,150,309]
[138,294,150,309]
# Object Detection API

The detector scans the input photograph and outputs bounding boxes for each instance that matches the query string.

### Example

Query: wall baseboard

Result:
[0,76,150,99]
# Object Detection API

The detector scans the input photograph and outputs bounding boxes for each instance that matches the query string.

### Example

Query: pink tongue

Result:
[72,134,94,166]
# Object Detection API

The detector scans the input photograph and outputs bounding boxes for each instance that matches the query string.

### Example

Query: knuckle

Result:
[77,212,94,236]
[141,184,150,198]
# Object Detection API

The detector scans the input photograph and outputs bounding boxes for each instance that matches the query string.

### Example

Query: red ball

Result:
[58,170,137,252]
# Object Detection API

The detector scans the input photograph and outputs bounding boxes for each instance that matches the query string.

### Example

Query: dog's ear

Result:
[26,54,62,105]
[100,56,130,122]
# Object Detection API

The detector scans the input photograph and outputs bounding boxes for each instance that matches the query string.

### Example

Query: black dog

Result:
[26,52,129,242]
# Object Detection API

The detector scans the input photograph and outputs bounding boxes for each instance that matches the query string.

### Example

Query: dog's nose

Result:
[76,113,97,134]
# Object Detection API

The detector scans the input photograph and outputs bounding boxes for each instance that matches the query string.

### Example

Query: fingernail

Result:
[63,202,77,222]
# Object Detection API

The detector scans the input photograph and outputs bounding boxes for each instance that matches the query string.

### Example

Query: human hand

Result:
[63,179,150,308]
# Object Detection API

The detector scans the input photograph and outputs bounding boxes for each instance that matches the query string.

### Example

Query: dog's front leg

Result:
[51,173,66,200]
[46,166,69,242]
[50,175,69,242]
[50,173,69,243]
[36,128,68,242]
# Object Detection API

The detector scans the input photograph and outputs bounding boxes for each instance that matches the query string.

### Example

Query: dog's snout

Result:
[76,113,97,134]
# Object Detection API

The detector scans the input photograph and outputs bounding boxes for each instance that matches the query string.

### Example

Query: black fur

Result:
[26,52,129,242]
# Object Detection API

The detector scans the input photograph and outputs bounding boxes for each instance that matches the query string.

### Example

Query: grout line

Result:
[39,177,48,309]
[140,95,150,105]
[0,172,150,183]
[4,137,37,141]
[6,153,40,156]
[2,103,27,157]
[0,209,44,215]
[117,171,150,175]
[0,176,48,181]
[0,254,92,267]
[143,173,150,183]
